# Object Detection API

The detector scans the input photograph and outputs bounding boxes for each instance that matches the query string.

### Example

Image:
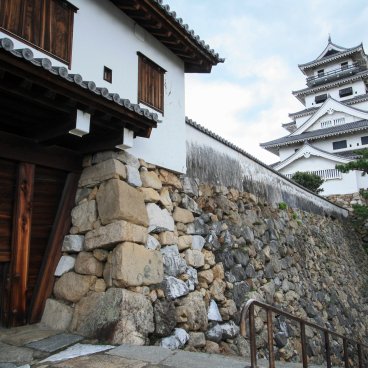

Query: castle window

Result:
[339,87,353,98]
[317,69,324,77]
[138,52,166,113]
[0,0,77,65]
[341,61,348,70]
[315,94,327,104]
[103,66,112,83]
[332,140,347,150]
[361,136,368,145]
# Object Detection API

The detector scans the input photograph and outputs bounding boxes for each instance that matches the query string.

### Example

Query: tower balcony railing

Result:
[306,61,366,87]
[285,169,342,181]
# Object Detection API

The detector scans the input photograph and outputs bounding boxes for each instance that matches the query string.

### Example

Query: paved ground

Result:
[0,324,337,368]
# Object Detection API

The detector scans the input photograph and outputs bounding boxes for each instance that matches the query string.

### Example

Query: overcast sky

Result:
[167,0,368,164]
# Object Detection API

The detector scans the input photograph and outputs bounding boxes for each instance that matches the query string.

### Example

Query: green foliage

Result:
[336,149,368,175]
[278,202,287,210]
[360,188,368,200]
[292,212,298,220]
[291,171,324,194]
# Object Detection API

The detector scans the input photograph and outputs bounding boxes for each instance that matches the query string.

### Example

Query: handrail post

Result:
[343,338,349,368]
[300,321,308,368]
[324,331,331,368]
[266,309,275,368]
[357,343,363,368]
[249,303,257,368]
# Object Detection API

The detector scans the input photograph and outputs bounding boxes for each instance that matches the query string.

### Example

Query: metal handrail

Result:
[306,62,364,83]
[240,299,368,368]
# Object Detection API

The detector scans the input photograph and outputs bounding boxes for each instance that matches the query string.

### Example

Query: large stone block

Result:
[54,256,75,277]
[97,179,148,227]
[146,203,174,233]
[75,251,103,277]
[140,170,162,190]
[111,243,163,287]
[160,245,187,277]
[54,272,96,303]
[184,249,205,268]
[71,200,97,233]
[85,220,147,250]
[79,159,126,187]
[158,169,182,189]
[163,276,189,300]
[71,288,154,345]
[41,299,73,330]
[139,188,160,203]
[173,207,194,224]
[62,235,84,252]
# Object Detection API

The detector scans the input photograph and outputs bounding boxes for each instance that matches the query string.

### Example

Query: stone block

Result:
[146,235,160,250]
[192,235,205,250]
[184,249,205,268]
[160,328,188,350]
[41,299,73,330]
[91,151,117,164]
[62,235,84,252]
[158,231,178,246]
[188,332,206,348]
[125,165,142,187]
[54,256,75,276]
[158,169,182,189]
[26,333,84,353]
[153,300,176,337]
[85,220,147,250]
[178,235,192,251]
[146,203,175,233]
[140,170,162,190]
[111,243,163,287]
[71,288,154,345]
[96,179,148,227]
[163,276,189,300]
[75,251,103,277]
[139,187,160,203]
[79,159,126,187]
[117,150,140,168]
[208,299,222,321]
[71,200,97,233]
[161,245,187,277]
[159,187,173,211]
[54,272,96,303]
[173,207,194,224]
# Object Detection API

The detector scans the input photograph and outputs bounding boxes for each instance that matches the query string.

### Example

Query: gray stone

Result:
[71,200,97,233]
[91,150,117,164]
[79,159,126,187]
[146,203,175,233]
[85,220,147,250]
[140,170,162,190]
[185,266,198,291]
[206,324,222,343]
[188,332,206,348]
[0,342,33,364]
[112,243,163,287]
[108,345,173,364]
[186,218,209,236]
[153,300,176,337]
[163,276,189,300]
[245,263,256,278]
[160,245,187,277]
[230,264,247,282]
[274,332,288,348]
[26,333,84,353]
[71,288,154,345]
[220,321,240,339]
[261,281,275,305]
[208,300,222,322]
[181,194,201,214]
[160,328,189,350]
[41,299,74,330]
[191,235,205,251]
[182,176,199,197]
[232,281,251,307]
[54,255,75,276]
[232,249,249,267]
[62,235,84,252]
[96,179,148,227]
[184,249,204,268]
[117,150,140,168]
[126,165,142,187]
[145,235,160,250]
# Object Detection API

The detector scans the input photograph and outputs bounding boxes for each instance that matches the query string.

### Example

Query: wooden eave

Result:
[0,41,158,160]
[110,0,224,73]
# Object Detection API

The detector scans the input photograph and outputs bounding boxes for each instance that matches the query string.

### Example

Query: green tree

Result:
[291,171,324,194]
[336,149,368,175]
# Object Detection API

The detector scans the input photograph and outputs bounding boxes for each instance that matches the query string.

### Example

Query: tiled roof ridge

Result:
[298,43,364,70]
[261,119,368,148]
[0,37,160,123]
[151,0,224,63]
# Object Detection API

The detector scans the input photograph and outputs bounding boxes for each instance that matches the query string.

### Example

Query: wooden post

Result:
[9,163,35,327]
[29,172,79,324]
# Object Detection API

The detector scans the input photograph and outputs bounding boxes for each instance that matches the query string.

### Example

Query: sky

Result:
[166,0,368,164]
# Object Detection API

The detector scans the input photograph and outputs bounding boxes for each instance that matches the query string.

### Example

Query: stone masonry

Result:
[43,150,368,366]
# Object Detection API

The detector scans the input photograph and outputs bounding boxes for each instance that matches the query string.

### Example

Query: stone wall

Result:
[43,150,368,365]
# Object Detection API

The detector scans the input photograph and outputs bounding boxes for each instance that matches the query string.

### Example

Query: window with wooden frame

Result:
[0,0,77,65]
[138,52,166,113]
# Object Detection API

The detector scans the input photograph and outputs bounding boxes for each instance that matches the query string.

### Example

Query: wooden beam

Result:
[29,172,79,324]
[9,163,35,327]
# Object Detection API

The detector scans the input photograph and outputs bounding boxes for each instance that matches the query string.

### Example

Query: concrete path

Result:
[0,324,337,368]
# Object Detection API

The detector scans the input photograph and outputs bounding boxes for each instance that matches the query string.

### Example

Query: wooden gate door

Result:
[0,158,78,327]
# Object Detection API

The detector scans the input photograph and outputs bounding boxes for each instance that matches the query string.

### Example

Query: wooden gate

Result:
[0,157,78,327]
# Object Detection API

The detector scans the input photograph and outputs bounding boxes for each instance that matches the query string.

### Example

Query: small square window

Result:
[317,69,324,77]
[339,87,353,98]
[362,136,368,145]
[332,140,347,150]
[103,66,112,83]
[341,61,348,70]
[315,94,327,104]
